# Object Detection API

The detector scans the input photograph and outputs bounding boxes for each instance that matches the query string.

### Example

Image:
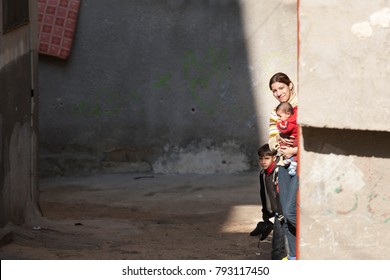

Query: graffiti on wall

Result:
[73,86,128,118]
[309,153,390,224]
[153,73,173,90]
[154,46,230,117]
[182,46,229,116]
[366,177,390,223]
[73,46,236,119]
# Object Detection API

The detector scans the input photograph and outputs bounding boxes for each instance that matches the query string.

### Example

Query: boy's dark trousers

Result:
[271,215,286,260]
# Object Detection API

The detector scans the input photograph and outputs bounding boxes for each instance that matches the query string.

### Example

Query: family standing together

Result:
[250,72,299,260]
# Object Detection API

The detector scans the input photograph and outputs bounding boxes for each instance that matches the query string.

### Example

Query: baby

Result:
[275,102,298,176]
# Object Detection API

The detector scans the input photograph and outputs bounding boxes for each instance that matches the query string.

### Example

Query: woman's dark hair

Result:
[269,72,293,90]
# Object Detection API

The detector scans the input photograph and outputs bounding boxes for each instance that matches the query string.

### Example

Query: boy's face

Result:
[277,110,290,122]
[259,155,276,170]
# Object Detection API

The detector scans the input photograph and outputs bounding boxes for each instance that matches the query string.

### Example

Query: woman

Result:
[268,72,298,260]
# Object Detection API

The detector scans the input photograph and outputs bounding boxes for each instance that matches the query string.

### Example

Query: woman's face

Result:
[270,82,292,102]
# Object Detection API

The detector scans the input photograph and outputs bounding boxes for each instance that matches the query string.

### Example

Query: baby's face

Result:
[277,110,290,122]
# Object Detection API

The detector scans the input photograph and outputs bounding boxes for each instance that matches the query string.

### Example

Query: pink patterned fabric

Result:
[38,0,80,59]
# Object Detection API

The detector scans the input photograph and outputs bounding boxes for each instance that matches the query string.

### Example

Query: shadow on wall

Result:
[38,0,261,176]
[302,127,390,158]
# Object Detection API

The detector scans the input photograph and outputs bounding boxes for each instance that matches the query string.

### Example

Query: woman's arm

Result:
[280,146,298,159]
[268,109,280,151]
[279,136,295,147]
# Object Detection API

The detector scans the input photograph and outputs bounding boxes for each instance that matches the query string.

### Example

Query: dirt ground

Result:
[0,172,273,260]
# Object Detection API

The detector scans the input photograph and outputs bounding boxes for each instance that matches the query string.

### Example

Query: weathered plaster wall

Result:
[0,0,40,227]
[299,1,390,259]
[38,0,297,176]
[299,1,390,130]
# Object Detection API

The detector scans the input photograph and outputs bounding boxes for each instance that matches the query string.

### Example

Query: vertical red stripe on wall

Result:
[296,0,300,261]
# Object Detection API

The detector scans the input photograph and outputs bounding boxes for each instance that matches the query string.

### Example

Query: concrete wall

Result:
[299,1,390,259]
[38,0,297,177]
[0,0,40,227]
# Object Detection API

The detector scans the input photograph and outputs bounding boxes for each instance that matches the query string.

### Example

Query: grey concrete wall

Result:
[299,1,390,130]
[299,1,390,259]
[38,0,297,177]
[0,0,40,227]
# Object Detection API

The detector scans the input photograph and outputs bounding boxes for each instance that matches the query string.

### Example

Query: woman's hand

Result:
[279,136,295,147]
[280,146,297,159]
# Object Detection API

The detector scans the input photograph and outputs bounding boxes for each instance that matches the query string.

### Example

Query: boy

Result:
[250,144,286,260]
[275,101,298,176]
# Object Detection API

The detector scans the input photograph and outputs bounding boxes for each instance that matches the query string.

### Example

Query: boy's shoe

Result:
[249,220,274,240]
[260,221,274,241]
[250,222,262,236]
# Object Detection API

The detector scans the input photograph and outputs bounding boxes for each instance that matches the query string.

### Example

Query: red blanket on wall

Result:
[38,0,80,59]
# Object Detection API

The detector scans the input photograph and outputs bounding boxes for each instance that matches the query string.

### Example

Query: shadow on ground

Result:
[0,172,272,260]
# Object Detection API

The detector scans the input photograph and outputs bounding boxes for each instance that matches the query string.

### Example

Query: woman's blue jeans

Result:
[278,165,298,257]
